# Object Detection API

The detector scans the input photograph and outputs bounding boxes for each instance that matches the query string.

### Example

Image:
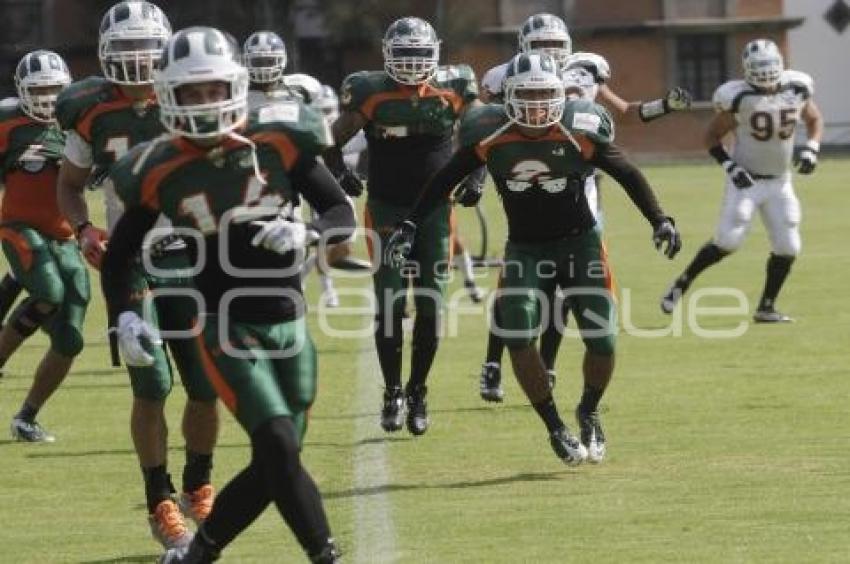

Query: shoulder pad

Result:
[109,136,176,209]
[0,97,20,110]
[562,99,614,144]
[481,63,508,98]
[340,71,385,113]
[282,73,322,103]
[712,80,750,113]
[250,100,331,158]
[458,105,508,147]
[565,52,611,84]
[56,76,113,131]
[782,70,814,98]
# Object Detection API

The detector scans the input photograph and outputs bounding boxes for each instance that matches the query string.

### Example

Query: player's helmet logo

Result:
[98,1,171,85]
[243,31,287,85]
[518,13,572,71]
[14,50,71,123]
[154,26,249,139]
[504,53,565,128]
[382,17,441,85]
[742,39,784,91]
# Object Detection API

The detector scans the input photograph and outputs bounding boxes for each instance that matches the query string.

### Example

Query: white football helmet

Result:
[504,52,565,128]
[312,85,340,126]
[742,39,783,90]
[14,50,71,123]
[283,73,323,103]
[98,1,171,85]
[564,52,610,84]
[243,31,287,84]
[154,27,249,139]
[518,13,572,71]
[382,17,440,85]
[561,67,597,101]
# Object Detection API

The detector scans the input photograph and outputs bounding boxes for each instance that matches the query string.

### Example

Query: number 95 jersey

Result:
[713,70,814,177]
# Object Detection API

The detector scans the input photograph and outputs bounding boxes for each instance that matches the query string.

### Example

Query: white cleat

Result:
[322,290,340,308]
[549,427,588,466]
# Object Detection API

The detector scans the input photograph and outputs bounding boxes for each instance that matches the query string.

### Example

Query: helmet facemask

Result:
[15,51,71,123]
[742,40,784,91]
[518,14,572,71]
[382,17,441,85]
[504,53,565,128]
[243,31,287,85]
[98,1,171,85]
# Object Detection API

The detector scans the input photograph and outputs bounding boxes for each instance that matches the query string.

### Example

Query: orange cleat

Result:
[149,499,192,549]
[178,484,215,525]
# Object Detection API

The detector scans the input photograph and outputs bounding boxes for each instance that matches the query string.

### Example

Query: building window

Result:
[676,34,726,102]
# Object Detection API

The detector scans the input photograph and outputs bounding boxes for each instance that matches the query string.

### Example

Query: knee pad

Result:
[10,298,59,337]
[771,227,801,257]
[49,323,85,357]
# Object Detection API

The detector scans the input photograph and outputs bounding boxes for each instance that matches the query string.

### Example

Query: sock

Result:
[142,465,175,513]
[183,450,213,493]
[374,313,404,389]
[319,274,334,294]
[302,254,317,277]
[532,395,565,433]
[15,402,38,423]
[485,302,505,365]
[454,251,475,285]
[252,417,333,556]
[578,383,604,414]
[201,464,269,551]
[758,254,794,310]
[678,242,727,290]
[408,314,439,390]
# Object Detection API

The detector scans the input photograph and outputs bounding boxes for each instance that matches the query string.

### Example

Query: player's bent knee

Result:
[129,367,172,401]
[584,335,616,357]
[49,324,85,357]
[10,298,59,337]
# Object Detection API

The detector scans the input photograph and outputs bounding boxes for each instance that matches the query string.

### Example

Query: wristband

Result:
[639,99,666,122]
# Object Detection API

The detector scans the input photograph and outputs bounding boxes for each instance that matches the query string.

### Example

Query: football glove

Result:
[251,217,319,255]
[337,167,365,198]
[383,220,417,268]
[77,223,108,270]
[652,217,682,259]
[794,140,819,175]
[453,170,485,207]
[664,87,692,112]
[116,311,162,367]
[723,160,754,189]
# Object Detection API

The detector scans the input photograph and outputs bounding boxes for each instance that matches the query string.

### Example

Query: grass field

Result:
[1,159,848,563]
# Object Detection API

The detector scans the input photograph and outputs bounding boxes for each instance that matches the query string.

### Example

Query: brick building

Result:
[1,0,805,157]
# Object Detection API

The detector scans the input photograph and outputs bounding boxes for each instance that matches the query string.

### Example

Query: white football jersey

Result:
[247,87,291,111]
[713,70,814,176]
[483,51,610,103]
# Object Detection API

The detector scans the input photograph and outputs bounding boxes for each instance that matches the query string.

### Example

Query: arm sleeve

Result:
[590,143,666,227]
[409,145,484,225]
[63,130,94,168]
[291,155,356,245]
[100,206,159,322]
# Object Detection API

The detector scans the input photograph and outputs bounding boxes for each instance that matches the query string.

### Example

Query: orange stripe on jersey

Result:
[476,126,592,161]
[448,207,457,263]
[77,97,135,143]
[252,131,299,170]
[363,204,375,263]
[600,239,617,303]
[193,320,238,413]
[140,152,198,210]
[0,227,34,271]
[0,116,34,155]
[360,83,464,120]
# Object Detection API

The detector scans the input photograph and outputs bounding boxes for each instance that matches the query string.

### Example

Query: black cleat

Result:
[548,426,587,466]
[380,387,404,432]
[405,385,429,436]
[753,307,793,323]
[479,363,504,402]
[309,539,341,564]
[546,369,556,391]
[575,406,606,463]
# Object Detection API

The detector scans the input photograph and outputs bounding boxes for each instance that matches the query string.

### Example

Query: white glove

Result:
[251,217,318,255]
[116,311,162,367]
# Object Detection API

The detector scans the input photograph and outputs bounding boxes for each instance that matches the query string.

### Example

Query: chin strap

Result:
[226,130,268,186]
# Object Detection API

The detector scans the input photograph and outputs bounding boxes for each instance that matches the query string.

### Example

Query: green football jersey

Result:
[0,102,71,238]
[56,76,163,171]
[459,99,614,243]
[111,99,331,321]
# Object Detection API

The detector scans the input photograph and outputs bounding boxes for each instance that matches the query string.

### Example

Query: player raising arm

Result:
[385,53,681,465]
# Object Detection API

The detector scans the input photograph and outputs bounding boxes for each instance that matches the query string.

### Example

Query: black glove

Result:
[383,220,417,268]
[453,176,484,207]
[652,217,681,259]
[337,168,364,198]
[794,141,819,175]
[723,160,754,189]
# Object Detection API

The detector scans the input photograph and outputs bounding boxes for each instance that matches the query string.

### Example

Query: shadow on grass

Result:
[78,554,159,564]
[25,441,249,459]
[324,471,562,500]
[312,403,526,422]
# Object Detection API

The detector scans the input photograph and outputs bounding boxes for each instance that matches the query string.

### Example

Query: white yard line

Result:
[352,344,397,563]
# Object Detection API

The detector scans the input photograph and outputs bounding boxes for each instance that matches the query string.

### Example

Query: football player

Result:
[477,12,692,402]
[102,26,350,563]
[385,53,681,464]
[243,30,290,108]
[321,16,481,436]
[55,1,217,548]
[660,39,823,322]
[0,50,84,442]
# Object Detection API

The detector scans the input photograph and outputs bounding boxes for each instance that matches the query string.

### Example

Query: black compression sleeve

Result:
[291,156,356,244]
[101,206,159,322]
[409,145,484,225]
[591,143,666,227]
[708,144,731,165]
